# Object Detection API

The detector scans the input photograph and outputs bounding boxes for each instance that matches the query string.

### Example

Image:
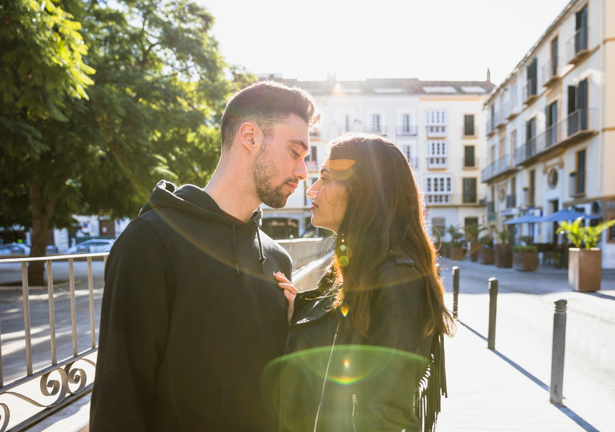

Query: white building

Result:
[481,0,615,267]
[261,76,495,242]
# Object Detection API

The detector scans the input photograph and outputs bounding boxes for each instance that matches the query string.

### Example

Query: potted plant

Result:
[558,218,615,292]
[447,225,465,260]
[495,230,512,268]
[513,245,538,271]
[464,223,486,262]
[478,235,495,264]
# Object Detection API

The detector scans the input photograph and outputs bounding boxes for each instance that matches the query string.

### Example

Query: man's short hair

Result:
[221,81,319,148]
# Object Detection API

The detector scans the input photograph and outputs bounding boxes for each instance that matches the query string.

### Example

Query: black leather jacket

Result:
[277,254,434,432]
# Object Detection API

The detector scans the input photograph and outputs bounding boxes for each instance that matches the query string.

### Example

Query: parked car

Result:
[67,239,115,254]
[0,243,31,256]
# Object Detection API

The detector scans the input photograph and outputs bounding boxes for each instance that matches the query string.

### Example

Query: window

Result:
[426,140,447,168]
[528,169,536,206]
[548,169,559,189]
[524,117,536,159]
[574,5,588,54]
[398,112,416,135]
[512,81,519,109]
[464,145,475,167]
[425,110,447,125]
[464,217,479,230]
[463,114,475,136]
[551,37,559,77]
[462,178,477,203]
[546,100,558,146]
[307,146,318,162]
[432,217,446,242]
[576,149,586,195]
[370,113,382,133]
[424,175,453,204]
[525,58,538,100]
[402,145,416,166]
[567,78,588,135]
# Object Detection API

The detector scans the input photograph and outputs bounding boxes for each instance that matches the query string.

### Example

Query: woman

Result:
[273,133,455,432]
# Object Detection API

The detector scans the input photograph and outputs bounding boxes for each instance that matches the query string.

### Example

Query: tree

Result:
[0,0,253,284]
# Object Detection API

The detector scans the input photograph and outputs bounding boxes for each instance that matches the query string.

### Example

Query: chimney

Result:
[486,68,491,83]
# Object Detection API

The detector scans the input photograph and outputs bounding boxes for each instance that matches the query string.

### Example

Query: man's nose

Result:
[295,159,308,181]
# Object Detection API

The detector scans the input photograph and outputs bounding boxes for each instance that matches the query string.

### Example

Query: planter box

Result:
[513,251,538,272]
[495,244,512,268]
[568,248,601,292]
[451,246,464,261]
[468,242,480,262]
[479,248,495,265]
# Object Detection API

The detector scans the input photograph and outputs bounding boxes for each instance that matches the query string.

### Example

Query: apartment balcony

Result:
[487,200,495,214]
[502,102,511,121]
[506,194,516,209]
[486,119,495,137]
[566,27,589,65]
[507,101,521,120]
[365,125,388,135]
[425,193,452,205]
[494,110,506,129]
[481,154,517,183]
[426,125,447,138]
[396,125,418,137]
[523,79,538,105]
[309,129,321,140]
[541,58,559,87]
[408,157,419,169]
[426,156,447,169]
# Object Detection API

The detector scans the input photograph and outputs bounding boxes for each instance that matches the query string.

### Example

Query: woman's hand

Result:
[275,272,297,324]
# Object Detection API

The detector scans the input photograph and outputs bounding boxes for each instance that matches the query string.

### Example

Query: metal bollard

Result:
[487,278,498,350]
[550,299,567,404]
[452,266,459,319]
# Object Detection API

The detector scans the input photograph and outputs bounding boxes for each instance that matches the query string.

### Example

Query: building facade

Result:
[261,76,494,243]
[481,0,615,267]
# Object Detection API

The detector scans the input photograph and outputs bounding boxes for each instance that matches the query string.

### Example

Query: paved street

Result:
[437,257,615,432]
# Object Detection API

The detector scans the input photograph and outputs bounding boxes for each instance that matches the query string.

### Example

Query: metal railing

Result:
[426,156,447,169]
[481,154,513,183]
[566,27,589,64]
[514,108,596,166]
[541,58,559,86]
[426,125,447,137]
[0,253,106,431]
[396,125,418,136]
[523,78,537,103]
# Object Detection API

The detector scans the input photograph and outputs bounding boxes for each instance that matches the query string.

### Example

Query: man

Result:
[90,81,319,431]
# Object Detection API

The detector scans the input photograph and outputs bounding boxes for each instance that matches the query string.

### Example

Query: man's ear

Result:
[237,121,263,153]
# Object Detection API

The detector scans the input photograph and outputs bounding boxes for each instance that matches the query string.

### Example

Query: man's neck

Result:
[205,164,260,223]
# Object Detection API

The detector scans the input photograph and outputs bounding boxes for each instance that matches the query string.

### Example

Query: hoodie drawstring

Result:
[254,220,266,274]
[231,223,240,274]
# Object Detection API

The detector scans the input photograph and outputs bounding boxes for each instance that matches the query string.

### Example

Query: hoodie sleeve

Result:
[90,218,174,432]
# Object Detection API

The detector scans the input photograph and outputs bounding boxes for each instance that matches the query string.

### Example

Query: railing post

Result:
[487,278,498,350]
[452,266,459,319]
[550,299,567,404]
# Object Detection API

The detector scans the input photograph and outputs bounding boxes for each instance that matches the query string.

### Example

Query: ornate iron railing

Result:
[0,253,107,431]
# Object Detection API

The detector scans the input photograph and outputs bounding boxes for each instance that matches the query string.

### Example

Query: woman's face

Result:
[307,159,348,233]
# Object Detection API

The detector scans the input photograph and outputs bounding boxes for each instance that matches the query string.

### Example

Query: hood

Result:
[140,180,267,274]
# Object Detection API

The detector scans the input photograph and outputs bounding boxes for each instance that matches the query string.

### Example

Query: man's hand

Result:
[275,272,297,324]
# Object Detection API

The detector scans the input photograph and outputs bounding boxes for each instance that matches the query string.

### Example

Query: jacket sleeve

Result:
[354,262,429,432]
[90,219,174,432]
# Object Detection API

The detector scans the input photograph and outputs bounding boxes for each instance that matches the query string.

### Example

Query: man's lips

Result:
[286,183,298,193]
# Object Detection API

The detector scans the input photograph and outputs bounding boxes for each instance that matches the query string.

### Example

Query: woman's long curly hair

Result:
[325,133,455,338]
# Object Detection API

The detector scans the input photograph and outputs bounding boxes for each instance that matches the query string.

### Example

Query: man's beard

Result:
[252,146,295,209]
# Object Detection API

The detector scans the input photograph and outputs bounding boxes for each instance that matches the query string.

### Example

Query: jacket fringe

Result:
[416,333,447,432]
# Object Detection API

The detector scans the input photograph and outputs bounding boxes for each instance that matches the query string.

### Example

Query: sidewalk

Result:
[437,257,615,432]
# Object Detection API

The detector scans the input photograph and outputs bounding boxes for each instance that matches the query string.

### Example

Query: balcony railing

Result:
[426,125,447,137]
[566,27,589,64]
[425,194,451,205]
[513,108,596,166]
[481,154,515,183]
[408,156,419,169]
[396,125,418,136]
[541,58,559,87]
[426,156,447,169]
[523,79,538,104]
[493,110,501,128]
[502,102,511,120]
[486,118,493,136]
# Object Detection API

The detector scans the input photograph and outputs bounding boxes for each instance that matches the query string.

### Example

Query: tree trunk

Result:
[28,181,58,286]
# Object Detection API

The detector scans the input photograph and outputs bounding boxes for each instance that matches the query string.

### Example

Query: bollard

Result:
[452,266,459,319]
[550,299,567,404]
[487,278,498,350]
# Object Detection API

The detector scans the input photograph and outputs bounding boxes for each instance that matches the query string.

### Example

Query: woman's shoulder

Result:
[374,251,422,288]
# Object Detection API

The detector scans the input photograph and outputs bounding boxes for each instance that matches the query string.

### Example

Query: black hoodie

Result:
[90,181,292,432]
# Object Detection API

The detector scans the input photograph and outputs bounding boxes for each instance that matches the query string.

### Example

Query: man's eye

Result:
[292,151,300,158]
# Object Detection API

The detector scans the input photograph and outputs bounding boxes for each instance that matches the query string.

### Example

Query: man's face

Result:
[252,114,310,208]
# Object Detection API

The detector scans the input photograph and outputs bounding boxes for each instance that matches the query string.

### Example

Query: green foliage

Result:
[450,241,463,248]
[447,225,464,241]
[558,217,615,249]
[520,235,534,245]
[479,235,493,248]
[464,223,486,242]
[513,245,537,253]
[0,0,252,282]
[498,229,511,244]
